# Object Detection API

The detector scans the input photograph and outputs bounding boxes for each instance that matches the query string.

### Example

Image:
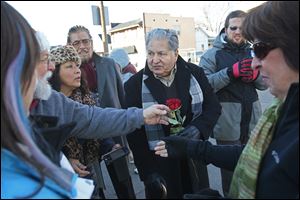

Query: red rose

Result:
[166,98,182,110]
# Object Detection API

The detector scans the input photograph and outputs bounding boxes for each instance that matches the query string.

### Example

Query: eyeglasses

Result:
[71,39,91,48]
[40,56,50,65]
[251,41,276,60]
[229,26,241,31]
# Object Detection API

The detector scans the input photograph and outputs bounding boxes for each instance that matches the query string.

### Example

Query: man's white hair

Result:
[34,31,52,100]
[34,71,52,100]
[35,31,50,52]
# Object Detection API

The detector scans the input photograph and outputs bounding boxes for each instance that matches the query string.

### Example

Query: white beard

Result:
[34,71,53,100]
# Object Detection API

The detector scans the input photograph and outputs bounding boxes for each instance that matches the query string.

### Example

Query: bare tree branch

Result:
[200,2,231,34]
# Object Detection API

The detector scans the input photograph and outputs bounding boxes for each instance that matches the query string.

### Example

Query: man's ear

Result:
[175,49,179,58]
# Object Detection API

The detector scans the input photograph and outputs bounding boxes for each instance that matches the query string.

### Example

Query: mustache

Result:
[78,49,89,54]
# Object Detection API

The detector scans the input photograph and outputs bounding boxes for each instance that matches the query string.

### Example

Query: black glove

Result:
[162,135,190,159]
[176,125,201,139]
[227,58,259,82]
[144,173,167,199]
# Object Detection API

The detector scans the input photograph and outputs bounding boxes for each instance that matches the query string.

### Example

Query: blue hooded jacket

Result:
[1,149,77,199]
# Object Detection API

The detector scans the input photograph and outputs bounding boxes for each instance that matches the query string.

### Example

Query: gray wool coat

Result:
[92,52,125,108]
[31,90,144,140]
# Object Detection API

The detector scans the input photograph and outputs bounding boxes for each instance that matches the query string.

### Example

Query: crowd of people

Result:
[1,1,298,199]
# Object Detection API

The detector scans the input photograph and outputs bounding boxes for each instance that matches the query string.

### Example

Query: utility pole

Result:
[100,1,108,56]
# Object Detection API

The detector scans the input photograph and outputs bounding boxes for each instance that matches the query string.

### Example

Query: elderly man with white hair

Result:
[33,31,54,100]
[30,31,169,139]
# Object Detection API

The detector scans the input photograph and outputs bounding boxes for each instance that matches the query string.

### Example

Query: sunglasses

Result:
[251,41,276,60]
[229,26,241,31]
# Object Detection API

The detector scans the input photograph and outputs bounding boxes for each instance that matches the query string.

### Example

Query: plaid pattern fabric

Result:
[142,73,203,150]
[229,98,283,198]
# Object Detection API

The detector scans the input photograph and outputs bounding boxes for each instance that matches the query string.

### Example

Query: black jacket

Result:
[188,83,299,198]
[124,56,221,198]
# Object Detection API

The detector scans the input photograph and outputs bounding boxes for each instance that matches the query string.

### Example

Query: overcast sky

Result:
[7,1,264,51]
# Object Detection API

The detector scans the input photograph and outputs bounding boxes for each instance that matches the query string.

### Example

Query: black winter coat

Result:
[188,83,299,198]
[124,56,221,198]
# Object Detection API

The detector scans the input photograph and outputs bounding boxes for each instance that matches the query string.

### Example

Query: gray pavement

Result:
[101,89,274,199]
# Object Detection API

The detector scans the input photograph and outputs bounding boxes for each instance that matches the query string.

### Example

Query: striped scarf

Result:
[142,71,203,150]
[229,98,283,198]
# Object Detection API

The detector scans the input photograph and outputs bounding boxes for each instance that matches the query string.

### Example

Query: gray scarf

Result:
[142,70,203,150]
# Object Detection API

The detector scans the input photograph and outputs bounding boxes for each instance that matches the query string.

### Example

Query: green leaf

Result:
[182,116,186,123]
[170,126,184,134]
[168,118,180,125]
[176,111,183,122]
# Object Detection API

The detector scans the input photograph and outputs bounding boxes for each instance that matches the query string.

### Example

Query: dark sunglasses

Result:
[229,26,241,31]
[251,41,276,60]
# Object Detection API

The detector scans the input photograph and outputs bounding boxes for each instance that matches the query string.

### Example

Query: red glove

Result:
[228,58,259,82]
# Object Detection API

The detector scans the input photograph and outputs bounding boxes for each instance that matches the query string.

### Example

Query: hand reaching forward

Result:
[154,140,168,157]
[154,136,189,158]
[143,104,170,125]
[69,158,90,177]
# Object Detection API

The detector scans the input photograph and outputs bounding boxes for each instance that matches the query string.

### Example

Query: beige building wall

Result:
[110,25,146,70]
[143,13,196,50]
[109,13,196,71]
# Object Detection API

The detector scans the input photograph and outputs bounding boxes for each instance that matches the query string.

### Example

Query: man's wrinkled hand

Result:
[143,104,170,125]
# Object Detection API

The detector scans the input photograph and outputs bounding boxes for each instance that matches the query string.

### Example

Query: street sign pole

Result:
[100,1,108,56]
